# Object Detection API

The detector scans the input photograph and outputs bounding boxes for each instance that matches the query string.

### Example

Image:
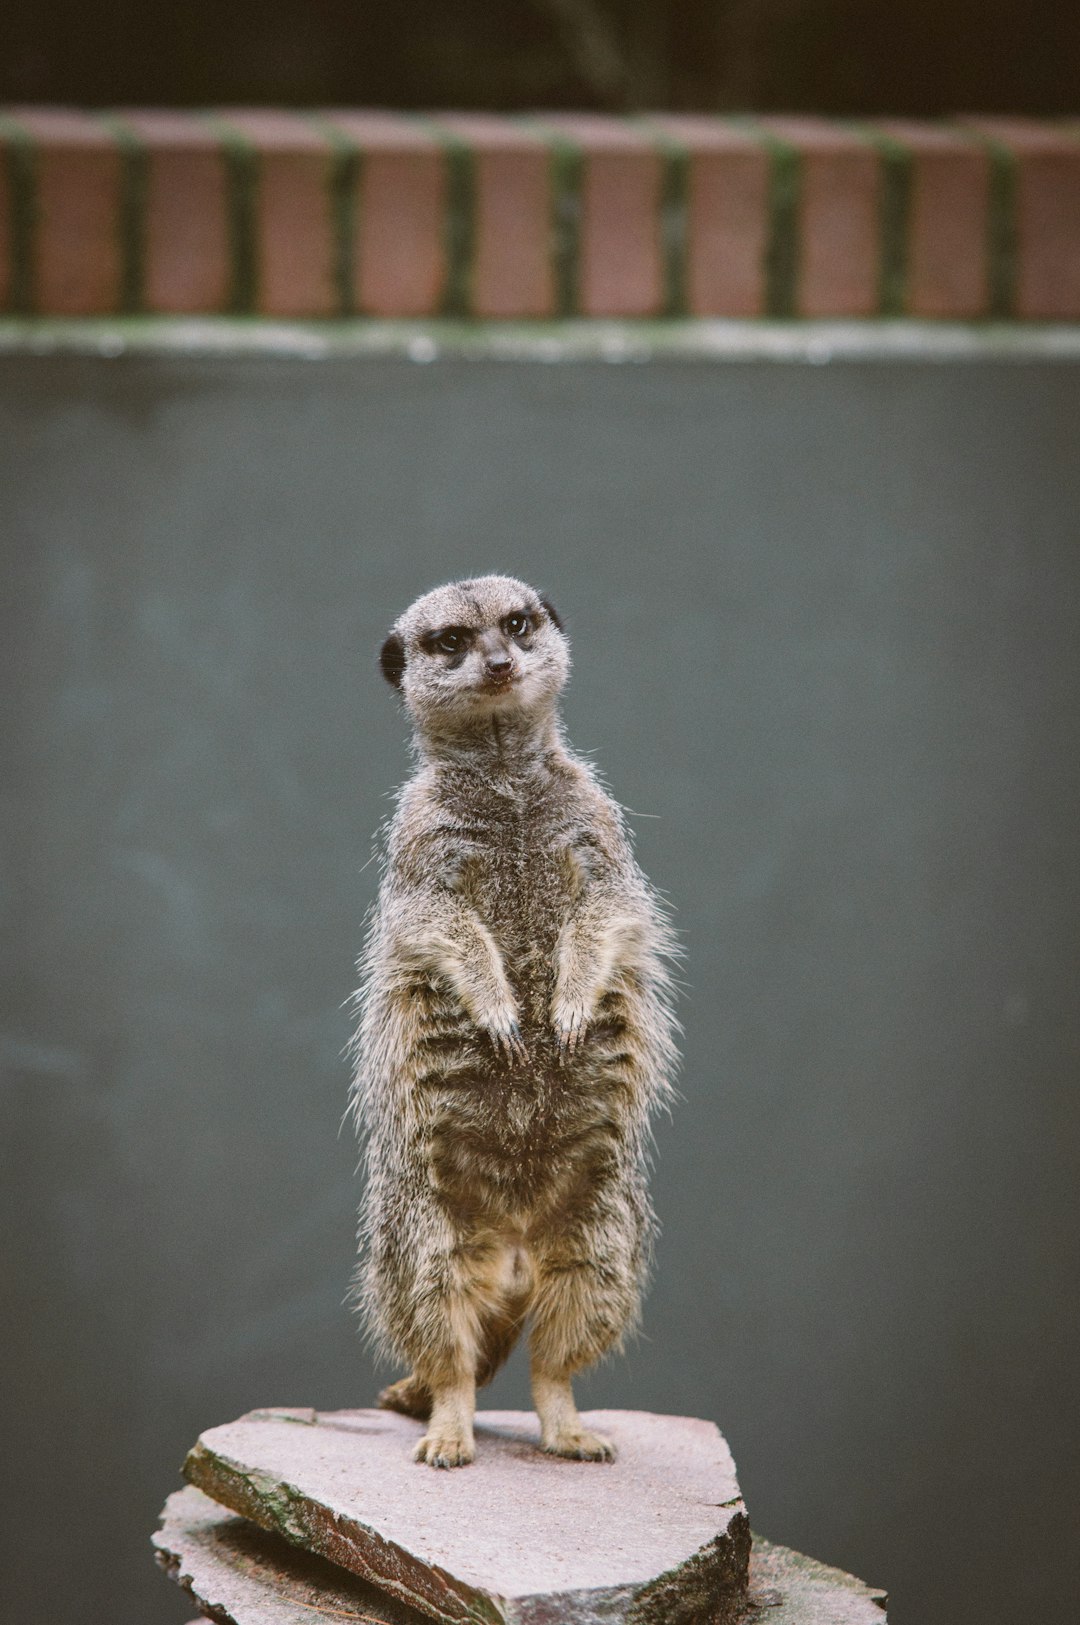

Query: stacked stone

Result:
[153,1405,889,1624]
[1,110,1079,320]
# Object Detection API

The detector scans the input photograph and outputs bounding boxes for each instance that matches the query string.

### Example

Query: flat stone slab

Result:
[749,1539,886,1625]
[155,1487,432,1625]
[154,1486,888,1625]
[182,1407,751,1624]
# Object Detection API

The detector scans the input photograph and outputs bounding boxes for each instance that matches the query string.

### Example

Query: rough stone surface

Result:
[182,1407,750,1624]
[747,1537,887,1624]
[155,1487,888,1625]
[155,1486,432,1624]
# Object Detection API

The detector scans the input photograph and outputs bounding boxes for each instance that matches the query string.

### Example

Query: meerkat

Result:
[349,575,678,1469]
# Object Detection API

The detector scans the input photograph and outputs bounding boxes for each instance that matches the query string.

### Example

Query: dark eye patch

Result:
[423,624,473,659]
[502,610,534,639]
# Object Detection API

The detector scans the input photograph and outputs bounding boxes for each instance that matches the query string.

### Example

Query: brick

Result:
[5,108,122,314]
[962,117,1080,318]
[873,122,990,318]
[649,116,770,317]
[759,117,882,317]
[541,115,665,317]
[2,108,1076,327]
[325,112,446,317]
[116,111,230,314]
[433,114,554,318]
[218,110,337,318]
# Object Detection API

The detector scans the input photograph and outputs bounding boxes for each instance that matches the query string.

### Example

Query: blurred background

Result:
[0,0,1077,115]
[2,10,1079,1625]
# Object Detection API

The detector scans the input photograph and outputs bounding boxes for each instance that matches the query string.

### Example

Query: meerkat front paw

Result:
[413,1426,476,1468]
[541,1426,615,1462]
[481,1002,528,1062]
[551,996,591,1060]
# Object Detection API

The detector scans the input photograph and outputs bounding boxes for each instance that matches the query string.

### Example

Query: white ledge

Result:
[2,316,1080,363]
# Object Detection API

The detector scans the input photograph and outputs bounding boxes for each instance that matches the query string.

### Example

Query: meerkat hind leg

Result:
[531,1360,615,1461]
[413,1368,476,1468]
[528,1240,630,1461]
[409,1286,478,1467]
[411,1236,526,1467]
[377,1373,431,1420]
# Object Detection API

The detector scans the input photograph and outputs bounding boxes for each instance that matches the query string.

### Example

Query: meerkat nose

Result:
[486,655,513,677]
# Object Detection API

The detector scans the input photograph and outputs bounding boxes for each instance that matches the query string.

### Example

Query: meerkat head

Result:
[380,575,569,737]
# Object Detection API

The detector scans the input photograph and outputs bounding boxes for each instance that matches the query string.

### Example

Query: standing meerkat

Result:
[349,575,678,1468]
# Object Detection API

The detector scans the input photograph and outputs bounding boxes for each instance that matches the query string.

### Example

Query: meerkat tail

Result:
[474,1300,527,1389]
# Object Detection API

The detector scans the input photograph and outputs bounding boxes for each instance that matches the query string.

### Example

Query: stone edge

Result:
[182,1410,751,1625]
[153,1487,885,1625]
[183,1439,498,1625]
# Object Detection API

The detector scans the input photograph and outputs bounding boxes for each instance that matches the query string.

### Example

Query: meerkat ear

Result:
[541,599,564,632]
[379,632,407,689]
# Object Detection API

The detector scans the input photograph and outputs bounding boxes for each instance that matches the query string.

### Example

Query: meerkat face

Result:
[380,575,569,733]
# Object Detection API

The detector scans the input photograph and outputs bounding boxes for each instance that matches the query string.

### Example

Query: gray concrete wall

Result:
[2,347,1078,1625]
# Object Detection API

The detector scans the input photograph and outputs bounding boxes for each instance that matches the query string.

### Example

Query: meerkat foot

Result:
[413,1425,476,1468]
[532,1368,613,1461]
[377,1374,431,1420]
[412,1376,476,1468]
[541,1425,615,1462]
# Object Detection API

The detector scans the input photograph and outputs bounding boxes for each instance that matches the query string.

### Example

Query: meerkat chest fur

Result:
[403,747,589,1031]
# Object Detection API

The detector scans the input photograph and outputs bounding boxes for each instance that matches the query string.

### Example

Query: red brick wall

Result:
[1,110,1078,319]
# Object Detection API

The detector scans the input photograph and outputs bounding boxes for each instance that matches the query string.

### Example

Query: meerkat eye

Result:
[503,612,532,639]
[434,626,469,655]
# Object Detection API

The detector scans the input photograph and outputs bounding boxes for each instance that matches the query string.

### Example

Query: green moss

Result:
[203,115,259,315]
[98,114,148,315]
[309,116,360,319]
[738,120,801,319]
[419,117,476,319]
[985,139,1018,319]
[854,124,912,317]
[644,120,690,319]
[0,115,37,315]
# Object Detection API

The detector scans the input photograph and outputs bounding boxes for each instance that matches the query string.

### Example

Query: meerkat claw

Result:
[494,1020,527,1062]
[542,1427,615,1462]
[554,1004,588,1061]
[413,1430,475,1468]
